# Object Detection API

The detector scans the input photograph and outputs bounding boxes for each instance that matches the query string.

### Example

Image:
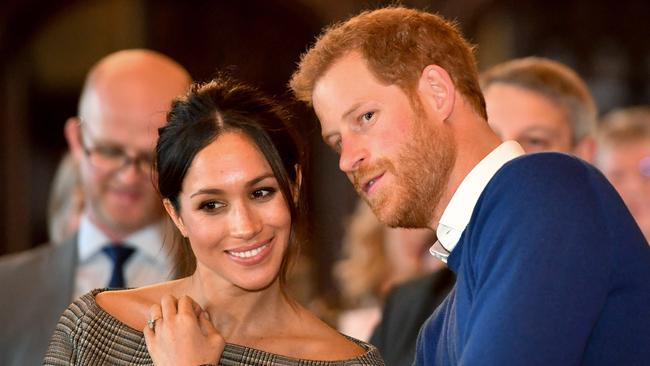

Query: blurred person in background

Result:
[595,106,650,242]
[0,49,191,366]
[481,56,597,160]
[47,152,84,244]
[334,199,440,341]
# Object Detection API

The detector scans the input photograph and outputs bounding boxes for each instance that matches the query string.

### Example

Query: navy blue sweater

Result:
[416,153,650,365]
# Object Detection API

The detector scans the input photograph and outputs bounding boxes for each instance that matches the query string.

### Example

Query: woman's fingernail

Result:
[202,311,210,320]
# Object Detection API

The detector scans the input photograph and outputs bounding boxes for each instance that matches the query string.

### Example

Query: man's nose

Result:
[114,157,149,182]
[338,137,367,173]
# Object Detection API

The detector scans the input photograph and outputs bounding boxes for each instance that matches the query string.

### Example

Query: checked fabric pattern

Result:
[44,289,385,366]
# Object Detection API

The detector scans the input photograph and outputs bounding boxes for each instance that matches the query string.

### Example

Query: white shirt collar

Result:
[430,141,525,263]
[77,214,168,265]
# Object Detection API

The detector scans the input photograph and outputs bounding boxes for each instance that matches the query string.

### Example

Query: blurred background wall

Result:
[1,0,649,304]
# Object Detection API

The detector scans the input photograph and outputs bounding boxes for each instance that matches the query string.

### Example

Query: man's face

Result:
[597,140,650,241]
[484,83,573,153]
[71,85,172,236]
[312,53,456,228]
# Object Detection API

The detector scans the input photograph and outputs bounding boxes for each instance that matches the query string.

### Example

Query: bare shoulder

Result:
[290,309,368,360]
[95,280,181,331]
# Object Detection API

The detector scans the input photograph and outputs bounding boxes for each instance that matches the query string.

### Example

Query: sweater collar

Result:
[430,141,525,263]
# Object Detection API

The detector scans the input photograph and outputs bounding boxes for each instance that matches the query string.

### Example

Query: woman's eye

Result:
[251,187,276,200]
[199,201,225,212]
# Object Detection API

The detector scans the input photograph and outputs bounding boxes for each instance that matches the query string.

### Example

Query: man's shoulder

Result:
[499,152,592,180]
[0,237,77,299]
[0,239,79,366]
[0,238,76,275]
[485,152,608,202]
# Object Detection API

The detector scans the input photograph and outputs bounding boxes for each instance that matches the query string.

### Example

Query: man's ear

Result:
[417,65,456,121]
[64,117,84,161]
[163,198,188,238]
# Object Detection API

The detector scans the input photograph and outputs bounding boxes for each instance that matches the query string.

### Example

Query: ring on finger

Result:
[147,316,162,330]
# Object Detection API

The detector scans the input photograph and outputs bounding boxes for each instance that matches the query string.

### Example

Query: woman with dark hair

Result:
[45,77,384,365]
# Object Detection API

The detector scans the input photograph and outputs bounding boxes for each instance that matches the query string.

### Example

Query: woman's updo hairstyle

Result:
[155,75,308,281]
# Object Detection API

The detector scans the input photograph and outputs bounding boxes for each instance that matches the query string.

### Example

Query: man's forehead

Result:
[82,111,162,149]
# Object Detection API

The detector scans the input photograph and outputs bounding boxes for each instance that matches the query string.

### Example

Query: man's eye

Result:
[361,111,375,123]
[326,138,341,154]
[333,139,342,154]
[351,111,376,132]
[521,137,550,152]
[95,146,124,158]
[528,138,547,146]
[251,187,276,200]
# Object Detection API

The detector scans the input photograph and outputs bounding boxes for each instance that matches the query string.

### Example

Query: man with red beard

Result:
[290,6,650,366]
[0,49,191,366]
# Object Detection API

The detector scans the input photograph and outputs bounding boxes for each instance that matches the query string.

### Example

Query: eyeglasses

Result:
[77,122,154,173]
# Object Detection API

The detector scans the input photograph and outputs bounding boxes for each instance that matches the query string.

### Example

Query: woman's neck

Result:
[179,268,296,341]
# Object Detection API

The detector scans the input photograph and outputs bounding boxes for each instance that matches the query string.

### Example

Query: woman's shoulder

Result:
[95,280,180,331]
[223,334,384,365]
[59,289,107,326]
[46,289,153,365]
[339,335,384,365]
[52,288,141,343]
[280,310,384,364]
[314,333,383,364]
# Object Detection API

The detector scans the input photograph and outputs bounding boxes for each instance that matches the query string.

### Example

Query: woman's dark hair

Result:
[155,76,308,286]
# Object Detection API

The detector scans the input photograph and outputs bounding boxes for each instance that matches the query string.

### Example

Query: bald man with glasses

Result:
[0,49,191,366]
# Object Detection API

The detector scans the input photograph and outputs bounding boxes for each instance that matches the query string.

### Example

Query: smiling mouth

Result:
[363,173,384,194]
[227,243,270,258]
[225,238,273,259]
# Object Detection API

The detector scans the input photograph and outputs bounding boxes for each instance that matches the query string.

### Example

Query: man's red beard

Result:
[351,116,456,229]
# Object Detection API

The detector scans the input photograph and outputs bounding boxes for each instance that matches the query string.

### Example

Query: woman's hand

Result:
[144,294,225,366]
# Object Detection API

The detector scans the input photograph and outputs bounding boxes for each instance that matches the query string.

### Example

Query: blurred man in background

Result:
[481,56,597,160]
[0,49,191,366]
[596,106,650,242]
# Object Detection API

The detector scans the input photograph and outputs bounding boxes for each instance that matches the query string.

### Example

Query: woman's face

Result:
[166,131,292,291]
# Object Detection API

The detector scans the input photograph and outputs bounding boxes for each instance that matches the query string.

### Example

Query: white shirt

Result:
[74,214,173,299]
[430,141,525,263]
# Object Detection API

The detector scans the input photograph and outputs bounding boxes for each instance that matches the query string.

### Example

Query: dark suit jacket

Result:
[0,236,76,366]
[369,268,455,366]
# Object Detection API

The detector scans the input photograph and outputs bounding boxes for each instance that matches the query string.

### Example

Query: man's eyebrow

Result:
[322,131,339,143]
[341,101,363,121]
[321,102,364,142]
[522,126,557,136]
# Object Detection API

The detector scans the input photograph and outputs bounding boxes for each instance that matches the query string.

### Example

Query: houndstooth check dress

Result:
[44,289,385,366]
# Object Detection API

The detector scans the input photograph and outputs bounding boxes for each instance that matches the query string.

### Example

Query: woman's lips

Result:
[225,238,273,265]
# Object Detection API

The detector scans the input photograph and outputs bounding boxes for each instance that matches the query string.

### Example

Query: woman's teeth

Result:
[228,243,268,258]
